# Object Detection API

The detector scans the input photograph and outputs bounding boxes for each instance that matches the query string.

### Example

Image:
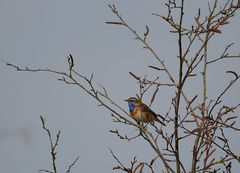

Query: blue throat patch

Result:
[128,102,135,112]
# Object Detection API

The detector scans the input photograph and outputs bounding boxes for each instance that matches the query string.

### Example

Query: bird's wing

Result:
[140,103,166,125]
[140,103,158,117]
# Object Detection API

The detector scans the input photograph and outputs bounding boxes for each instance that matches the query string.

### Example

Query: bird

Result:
[124,97,165,125]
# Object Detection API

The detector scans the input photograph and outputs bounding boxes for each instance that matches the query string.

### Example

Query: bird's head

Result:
[124,97,141,112]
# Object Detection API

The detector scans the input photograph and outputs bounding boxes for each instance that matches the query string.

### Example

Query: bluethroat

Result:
[125,97,165,126]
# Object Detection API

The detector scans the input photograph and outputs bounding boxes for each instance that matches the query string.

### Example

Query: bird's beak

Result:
[124,99,128,102]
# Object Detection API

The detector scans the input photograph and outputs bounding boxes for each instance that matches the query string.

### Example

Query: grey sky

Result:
[1,0,240,172]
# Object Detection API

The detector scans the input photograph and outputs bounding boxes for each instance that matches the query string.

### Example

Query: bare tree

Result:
[6,0,240,172]
[39,116,79,173]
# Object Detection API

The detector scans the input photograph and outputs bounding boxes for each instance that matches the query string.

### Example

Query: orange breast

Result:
[130,107,140,117]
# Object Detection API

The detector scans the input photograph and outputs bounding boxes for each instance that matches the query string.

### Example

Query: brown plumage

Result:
[125,97,165,125]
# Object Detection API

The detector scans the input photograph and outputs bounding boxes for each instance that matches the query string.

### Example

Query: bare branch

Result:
[65,156,79,173]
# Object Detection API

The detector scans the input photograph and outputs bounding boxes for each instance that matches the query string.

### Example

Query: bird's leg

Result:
[137,122,148,133]
[136,122,143,130]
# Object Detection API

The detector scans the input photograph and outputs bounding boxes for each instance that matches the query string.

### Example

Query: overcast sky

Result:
[0,0,240,173]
